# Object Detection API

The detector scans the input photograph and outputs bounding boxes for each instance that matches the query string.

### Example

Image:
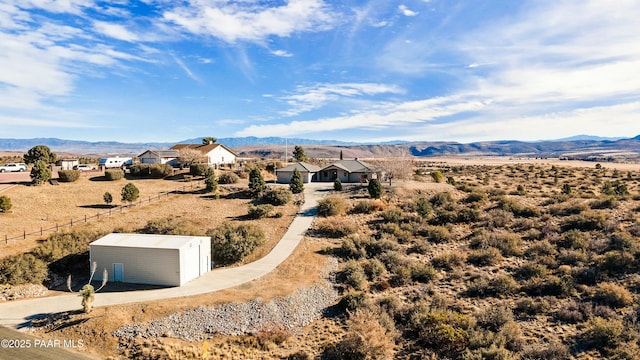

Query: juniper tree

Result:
[289,168,304,194]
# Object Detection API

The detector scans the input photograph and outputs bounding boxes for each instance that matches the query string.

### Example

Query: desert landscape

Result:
[1,146,639,359]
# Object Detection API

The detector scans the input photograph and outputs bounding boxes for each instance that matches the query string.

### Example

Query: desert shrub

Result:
[430,191,454,208]
[206,222,264,265]
[425,225,450,244]
[317,195,346,216]
[323,309,396,360]
[189,163,209,176]
[525,240,557,258]
[314,218,358,238]
[130,164,173,178]
[557,249,588,266]
[218,172,239,184]
[410,262,436,283]
[31,231,94,263]
[467,247,503,267]
[590,195,618,209]
[464,191,487,204]
[362,258,386,281]
[341,260,368,291]
[285,351,311,360]
[497,197,541,218]
[140,217,193,235]
[476,305,514,332]
[578,317,634,353]
[0,195,11,213]
[338,291,367,313]
[608,231,638,252]
[263,188,292,206]
[407,308,475,357]
[514,262,548,280]
[104,169,124,180]
[57,169,80,182]
[598,251,635,276]
[593,282,634,308]
[247,204,274,219]
[463,345,518,360]
[351,200,378,214]
[484,209,513,229]
[558,229,589,250]
[380,207,403,223]
[121,182,140,203]
[522,274,573,297]
[432,251,466,270]
[515,297,550,317]
[521,342,571,360]
[415,197,433,218]
[562,211,607,231]
[467,274,517,297]
[333,178,342,191]
[549,200,588,216]
[378,250,409,273]
[471,232,523,257]
[0,254,48,285]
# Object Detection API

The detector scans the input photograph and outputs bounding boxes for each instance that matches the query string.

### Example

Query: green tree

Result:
[121,183,140,204]
[340,150,344,160]
[0,195,11,213]
[205,168,218,196]
[30,160,51,185]
[23,145,57,164]
[248,167,265,197]
[431,170,444,183]
[289,168,304,194]
[202,137,217,145]
[368,178,382,199]
[103,192,113,207]
[293,145,308,162]
[334,178,343,191]
[562,183,572,195]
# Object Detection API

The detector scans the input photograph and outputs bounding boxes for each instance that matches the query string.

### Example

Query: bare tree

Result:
[177,147,204,168]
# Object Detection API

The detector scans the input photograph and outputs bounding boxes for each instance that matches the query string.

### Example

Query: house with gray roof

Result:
[318,159,381,183]
[276,162,321,183]
[138,149,179,166]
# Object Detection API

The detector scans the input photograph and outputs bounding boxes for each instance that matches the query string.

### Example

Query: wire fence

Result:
[1,179,206,246]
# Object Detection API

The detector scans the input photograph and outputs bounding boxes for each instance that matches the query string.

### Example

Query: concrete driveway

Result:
[0,182,331,330]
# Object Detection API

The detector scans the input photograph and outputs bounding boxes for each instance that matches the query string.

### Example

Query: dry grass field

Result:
[2,156,640,359]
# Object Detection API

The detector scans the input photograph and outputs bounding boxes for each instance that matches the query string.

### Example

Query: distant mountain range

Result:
[0,135,638,161]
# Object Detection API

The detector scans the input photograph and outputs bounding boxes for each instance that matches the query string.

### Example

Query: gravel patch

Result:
[0,284,48,301]
[114,257,339,342]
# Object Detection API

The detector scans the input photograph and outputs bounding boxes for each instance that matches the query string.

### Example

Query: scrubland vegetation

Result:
[305,163,640,360]
[2,159,640,359]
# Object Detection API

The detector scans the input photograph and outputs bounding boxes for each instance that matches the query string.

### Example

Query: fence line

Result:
[2,179,206,246]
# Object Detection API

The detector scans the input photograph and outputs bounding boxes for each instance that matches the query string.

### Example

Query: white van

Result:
[98,157,133,169]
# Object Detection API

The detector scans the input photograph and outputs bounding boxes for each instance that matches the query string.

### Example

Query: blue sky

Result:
[1,0,639,144]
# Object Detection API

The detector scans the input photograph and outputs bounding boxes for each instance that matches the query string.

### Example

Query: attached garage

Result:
[89,233,211,287]
[275,162,320,184]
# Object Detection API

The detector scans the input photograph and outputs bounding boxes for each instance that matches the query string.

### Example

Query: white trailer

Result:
[98,157,133,169]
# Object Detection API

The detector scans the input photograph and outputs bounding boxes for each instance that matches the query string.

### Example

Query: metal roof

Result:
[90,233,209,250]
[276,161,321,173]
[319,159,378,173]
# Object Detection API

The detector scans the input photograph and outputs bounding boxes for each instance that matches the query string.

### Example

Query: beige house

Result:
[137,150,179,166]
[275,162,320,183]
[318,159,381,183]
[90,233,211,287]
[170,143,237,167]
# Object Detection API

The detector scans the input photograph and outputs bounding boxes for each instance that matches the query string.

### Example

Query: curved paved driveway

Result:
[0,183,331,330]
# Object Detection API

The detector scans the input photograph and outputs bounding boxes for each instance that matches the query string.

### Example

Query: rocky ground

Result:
[113,258,339,343]
[0,284,48,301]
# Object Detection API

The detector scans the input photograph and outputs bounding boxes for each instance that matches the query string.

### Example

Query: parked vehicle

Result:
[0,163,27,172]
[73,164,95,171]
[98,157,133,169]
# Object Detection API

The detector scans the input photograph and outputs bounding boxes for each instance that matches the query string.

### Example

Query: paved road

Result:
[0,183,330,331]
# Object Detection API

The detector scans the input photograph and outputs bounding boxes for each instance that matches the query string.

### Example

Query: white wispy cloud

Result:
[271,49,293,57]
[279,82,405,116]
[172,55,201,83]
[398,5,418,17]
[93,21,140,42]
[163,0,335,43]
[239,0,640,141]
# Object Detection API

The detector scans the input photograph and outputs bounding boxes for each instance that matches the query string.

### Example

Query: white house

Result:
[89,233,211,287]
[170,143,237,167]
[138,150,179,166]
[276,162,320,184]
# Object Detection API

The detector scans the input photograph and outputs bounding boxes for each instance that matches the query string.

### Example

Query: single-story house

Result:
[318,159,381,183]
[89,233,211,287]
[170,143,237,167]
[138,150,179,166]
[276,162,321,184]
[57,159,79,170]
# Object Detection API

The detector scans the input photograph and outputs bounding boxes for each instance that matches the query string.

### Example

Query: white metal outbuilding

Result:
[89,233,211,287]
